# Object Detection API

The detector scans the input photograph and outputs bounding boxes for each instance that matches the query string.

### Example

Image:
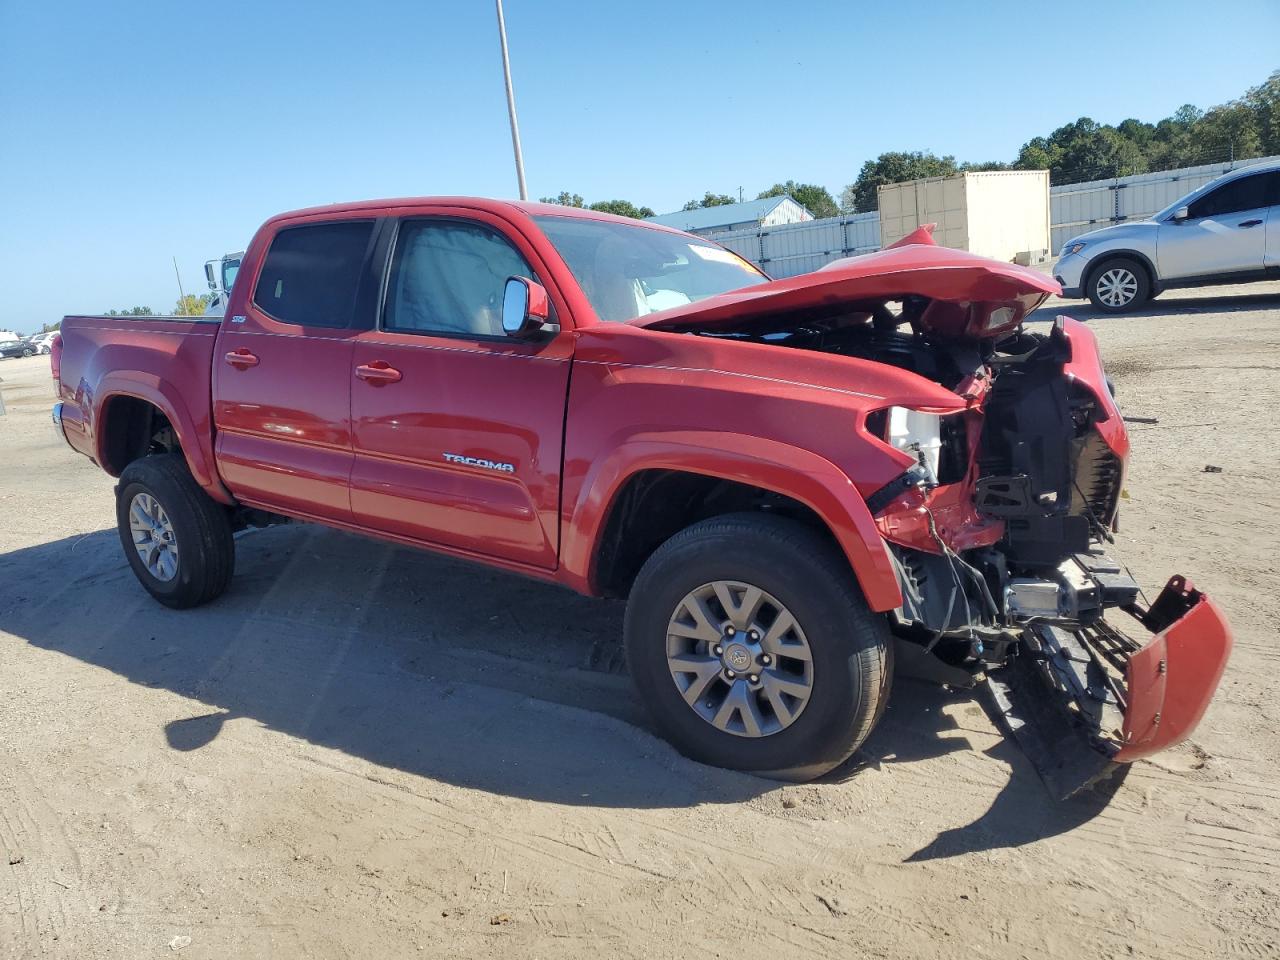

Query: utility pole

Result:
[495,0,528,200]
[172,256,186,304]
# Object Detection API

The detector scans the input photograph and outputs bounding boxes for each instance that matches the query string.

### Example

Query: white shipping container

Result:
[878,171,1050,262]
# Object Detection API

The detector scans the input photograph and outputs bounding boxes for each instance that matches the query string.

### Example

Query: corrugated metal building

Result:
[646,195,813,236]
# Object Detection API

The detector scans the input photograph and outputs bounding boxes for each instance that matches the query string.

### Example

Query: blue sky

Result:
[1,0,1276,333]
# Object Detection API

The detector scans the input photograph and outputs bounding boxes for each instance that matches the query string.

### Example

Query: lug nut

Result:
[725,670,736,680]
[713,645,724,656]
[760,654,772,666]
[748,674,760,684]
[725,626,736,637]
[749,630,759,641]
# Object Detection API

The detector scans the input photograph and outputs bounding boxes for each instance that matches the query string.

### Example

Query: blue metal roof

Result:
[646,196,793,232]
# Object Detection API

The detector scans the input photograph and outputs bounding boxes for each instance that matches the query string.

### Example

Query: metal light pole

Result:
[495,0,528,200]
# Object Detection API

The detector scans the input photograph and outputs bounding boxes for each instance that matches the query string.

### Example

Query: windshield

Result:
[221,257,241,293]
[534,216,767,322]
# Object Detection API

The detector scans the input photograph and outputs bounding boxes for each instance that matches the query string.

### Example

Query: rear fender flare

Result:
[95,374,233,504]
[564,430,902,611]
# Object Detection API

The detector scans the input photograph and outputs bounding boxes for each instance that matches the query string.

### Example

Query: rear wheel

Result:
[1087,257,1150,313]
[624,513,892,781]
[115,454,235,609]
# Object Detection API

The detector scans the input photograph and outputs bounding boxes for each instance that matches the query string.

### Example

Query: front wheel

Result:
[115,454,235,609]
[624,513,892,781]
[1087,257,1150,313]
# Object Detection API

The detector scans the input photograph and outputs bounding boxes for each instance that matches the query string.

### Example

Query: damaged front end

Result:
[638,229,1232,795]
[875,316,1232,797]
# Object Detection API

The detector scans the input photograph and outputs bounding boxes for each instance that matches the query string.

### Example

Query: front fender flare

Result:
[562,430,902,611]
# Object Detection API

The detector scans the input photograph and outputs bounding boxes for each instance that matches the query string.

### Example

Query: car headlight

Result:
[1061,241,1086,256]
[885,407,943,482]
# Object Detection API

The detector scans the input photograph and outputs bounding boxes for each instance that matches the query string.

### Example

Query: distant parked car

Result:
[1055,160,1280,313]
[28,332,57,354]
[0,338,38,359]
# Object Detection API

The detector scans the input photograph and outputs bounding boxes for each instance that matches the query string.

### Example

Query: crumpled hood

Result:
[630,228,1061,340]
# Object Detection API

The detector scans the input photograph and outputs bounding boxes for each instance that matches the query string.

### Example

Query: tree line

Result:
[543,69,1279,218]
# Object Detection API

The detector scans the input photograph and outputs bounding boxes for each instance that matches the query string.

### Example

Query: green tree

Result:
[539,191,585,207]
[681,192,736,211]
[105,306,154,316]
[587,199,656,219]
[173,294,209,317]
[840,151,959,213]
[756,181,839,219]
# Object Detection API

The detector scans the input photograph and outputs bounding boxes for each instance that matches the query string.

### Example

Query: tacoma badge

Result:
[442,453,515,473]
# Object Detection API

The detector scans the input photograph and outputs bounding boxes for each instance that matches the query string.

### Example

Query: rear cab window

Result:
[252,221,376,328]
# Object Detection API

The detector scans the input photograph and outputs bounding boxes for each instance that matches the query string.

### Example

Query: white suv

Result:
[1055,160,1280,312]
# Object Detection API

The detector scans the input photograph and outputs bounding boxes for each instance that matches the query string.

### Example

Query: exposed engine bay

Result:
[692,293,1228,797]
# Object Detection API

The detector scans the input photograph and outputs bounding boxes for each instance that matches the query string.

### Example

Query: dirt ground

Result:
[2,280,1279,960]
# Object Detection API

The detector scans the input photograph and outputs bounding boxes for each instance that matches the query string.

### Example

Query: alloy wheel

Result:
[665,580,814,738]
[128,492,179,582]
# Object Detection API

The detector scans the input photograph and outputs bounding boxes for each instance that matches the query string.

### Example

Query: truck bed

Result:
[56,314,223,495]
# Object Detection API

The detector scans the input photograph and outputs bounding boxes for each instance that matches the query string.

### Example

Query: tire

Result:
[624,513,892,781]
[115,454,235,609]
[1086,257,1151,313]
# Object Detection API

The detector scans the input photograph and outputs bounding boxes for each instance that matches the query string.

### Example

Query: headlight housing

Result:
[885,407,943,482]
[1061,241,1086,257]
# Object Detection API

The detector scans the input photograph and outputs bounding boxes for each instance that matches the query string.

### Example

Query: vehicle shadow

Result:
[1029,287,1280,323]
[0,524,1119,842]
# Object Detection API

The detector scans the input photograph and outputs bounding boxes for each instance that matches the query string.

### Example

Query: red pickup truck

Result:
[53,198,1231,792]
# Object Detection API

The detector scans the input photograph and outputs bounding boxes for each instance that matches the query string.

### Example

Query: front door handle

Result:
[1238,218,1263,228]
[225,348,259,369]
[355,360,402,385]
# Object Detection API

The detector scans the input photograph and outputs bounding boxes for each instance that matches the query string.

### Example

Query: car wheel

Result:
[624,512,892,781]
[1087,257,1150,313]
[115,454,235,609]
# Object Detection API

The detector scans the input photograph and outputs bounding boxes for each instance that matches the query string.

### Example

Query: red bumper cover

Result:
[1116,576,1232,762]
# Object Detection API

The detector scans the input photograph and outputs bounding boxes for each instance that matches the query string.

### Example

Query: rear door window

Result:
[253,221,375,328]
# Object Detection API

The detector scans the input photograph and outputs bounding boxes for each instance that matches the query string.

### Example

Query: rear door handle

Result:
[355,360,402,384]
[1238,219,1263,228]
[225,349,259,368]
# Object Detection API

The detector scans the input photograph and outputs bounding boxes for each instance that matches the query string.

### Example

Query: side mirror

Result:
[204,262,217,289]
[1172,206,1190,222]
[502,276,555,338]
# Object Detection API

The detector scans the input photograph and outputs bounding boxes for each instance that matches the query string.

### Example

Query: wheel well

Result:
[592,470,838,598]
[1086,250,1156,292]
[100,396,181,475]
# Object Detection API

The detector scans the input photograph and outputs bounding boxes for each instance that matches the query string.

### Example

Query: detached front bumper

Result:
[990,575,1231,798]
[1114,576,1232,761]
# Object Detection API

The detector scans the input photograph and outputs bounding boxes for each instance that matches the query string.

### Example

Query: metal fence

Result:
[1049,154,1280,253]
[711,211,880,278]
[706,155,1280,277]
